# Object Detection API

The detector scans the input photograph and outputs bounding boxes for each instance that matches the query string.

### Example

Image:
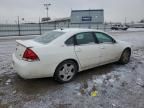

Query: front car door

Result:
[94,32,121,64]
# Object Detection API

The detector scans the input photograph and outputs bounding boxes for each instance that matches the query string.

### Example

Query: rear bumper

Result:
[12,54,54,79]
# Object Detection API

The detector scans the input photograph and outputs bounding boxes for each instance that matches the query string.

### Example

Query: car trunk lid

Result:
[15,40,41,60]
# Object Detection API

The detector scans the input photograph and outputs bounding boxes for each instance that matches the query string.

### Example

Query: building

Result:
[42,17,70,24]
[43,9,104,24]
[41,9,104,29]
[71,9,104,24]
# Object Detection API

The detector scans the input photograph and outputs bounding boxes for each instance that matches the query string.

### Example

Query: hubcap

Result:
[59,63,75,81]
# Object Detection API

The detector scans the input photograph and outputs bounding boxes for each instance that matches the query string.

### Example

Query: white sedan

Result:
[12,28,131,83]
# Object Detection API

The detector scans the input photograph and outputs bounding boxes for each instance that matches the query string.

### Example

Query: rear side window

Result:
[65,37,74,46]
[34,31,65,44]
[95,32,114,43]
[75,32,95,45]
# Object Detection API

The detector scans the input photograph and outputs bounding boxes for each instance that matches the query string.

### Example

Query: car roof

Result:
[54,28,103,34]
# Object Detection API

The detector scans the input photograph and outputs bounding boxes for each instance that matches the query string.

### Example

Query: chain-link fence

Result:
[0,22,112,36]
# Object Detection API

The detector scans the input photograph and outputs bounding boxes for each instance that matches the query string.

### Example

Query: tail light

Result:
[23,48,39,61]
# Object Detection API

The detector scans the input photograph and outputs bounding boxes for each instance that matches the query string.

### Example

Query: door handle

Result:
[100,46,105,49]
[75,47,81,52]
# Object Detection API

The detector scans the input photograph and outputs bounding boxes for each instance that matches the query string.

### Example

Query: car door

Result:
[74,32,101,69]
[94,32,120,64]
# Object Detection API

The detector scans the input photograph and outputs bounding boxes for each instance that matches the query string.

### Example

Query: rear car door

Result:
[94,32,120,63]
[74,32,101,69]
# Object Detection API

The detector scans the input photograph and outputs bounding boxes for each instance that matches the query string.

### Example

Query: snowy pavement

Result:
[0,31,144,108]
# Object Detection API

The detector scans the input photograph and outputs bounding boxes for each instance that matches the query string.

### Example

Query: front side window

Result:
[75,32,95,45]
[34,31,65,44]
[95,32,114,43]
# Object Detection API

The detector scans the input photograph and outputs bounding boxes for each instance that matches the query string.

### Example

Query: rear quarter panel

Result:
[32,45,80,76]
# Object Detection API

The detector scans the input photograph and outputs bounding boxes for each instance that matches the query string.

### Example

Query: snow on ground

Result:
[109,31,144,49]
[128,28,144,32]
[0,31,144,108]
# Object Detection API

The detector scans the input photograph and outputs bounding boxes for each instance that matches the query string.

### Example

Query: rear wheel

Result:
[54,60,78,83]
[119,49,131,64]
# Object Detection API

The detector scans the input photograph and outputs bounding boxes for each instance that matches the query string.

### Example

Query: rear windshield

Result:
[34,31,65,44]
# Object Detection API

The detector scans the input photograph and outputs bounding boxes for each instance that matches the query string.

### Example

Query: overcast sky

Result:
[0,0,144,23]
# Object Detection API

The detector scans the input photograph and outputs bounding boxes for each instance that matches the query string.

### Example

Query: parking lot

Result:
[0,30,144,108]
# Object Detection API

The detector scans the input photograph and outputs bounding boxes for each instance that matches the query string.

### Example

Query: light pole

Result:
[44,3,51,18]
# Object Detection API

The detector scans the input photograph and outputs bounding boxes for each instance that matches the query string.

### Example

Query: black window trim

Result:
[65,36,75,46]
[92,32,99,44]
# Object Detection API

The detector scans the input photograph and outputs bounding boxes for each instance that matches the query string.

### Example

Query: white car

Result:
[12,28,131,83]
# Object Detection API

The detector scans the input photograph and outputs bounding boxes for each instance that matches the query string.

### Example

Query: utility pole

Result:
[44,3,51,18]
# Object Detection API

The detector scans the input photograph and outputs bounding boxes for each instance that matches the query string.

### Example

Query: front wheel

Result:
[119,49,131,64]
[54,60,78,83]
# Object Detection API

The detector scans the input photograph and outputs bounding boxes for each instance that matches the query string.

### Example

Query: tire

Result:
[54,60,78,83]
[119,49,131,64]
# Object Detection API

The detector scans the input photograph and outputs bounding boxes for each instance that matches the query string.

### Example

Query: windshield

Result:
[34,31,65,44]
